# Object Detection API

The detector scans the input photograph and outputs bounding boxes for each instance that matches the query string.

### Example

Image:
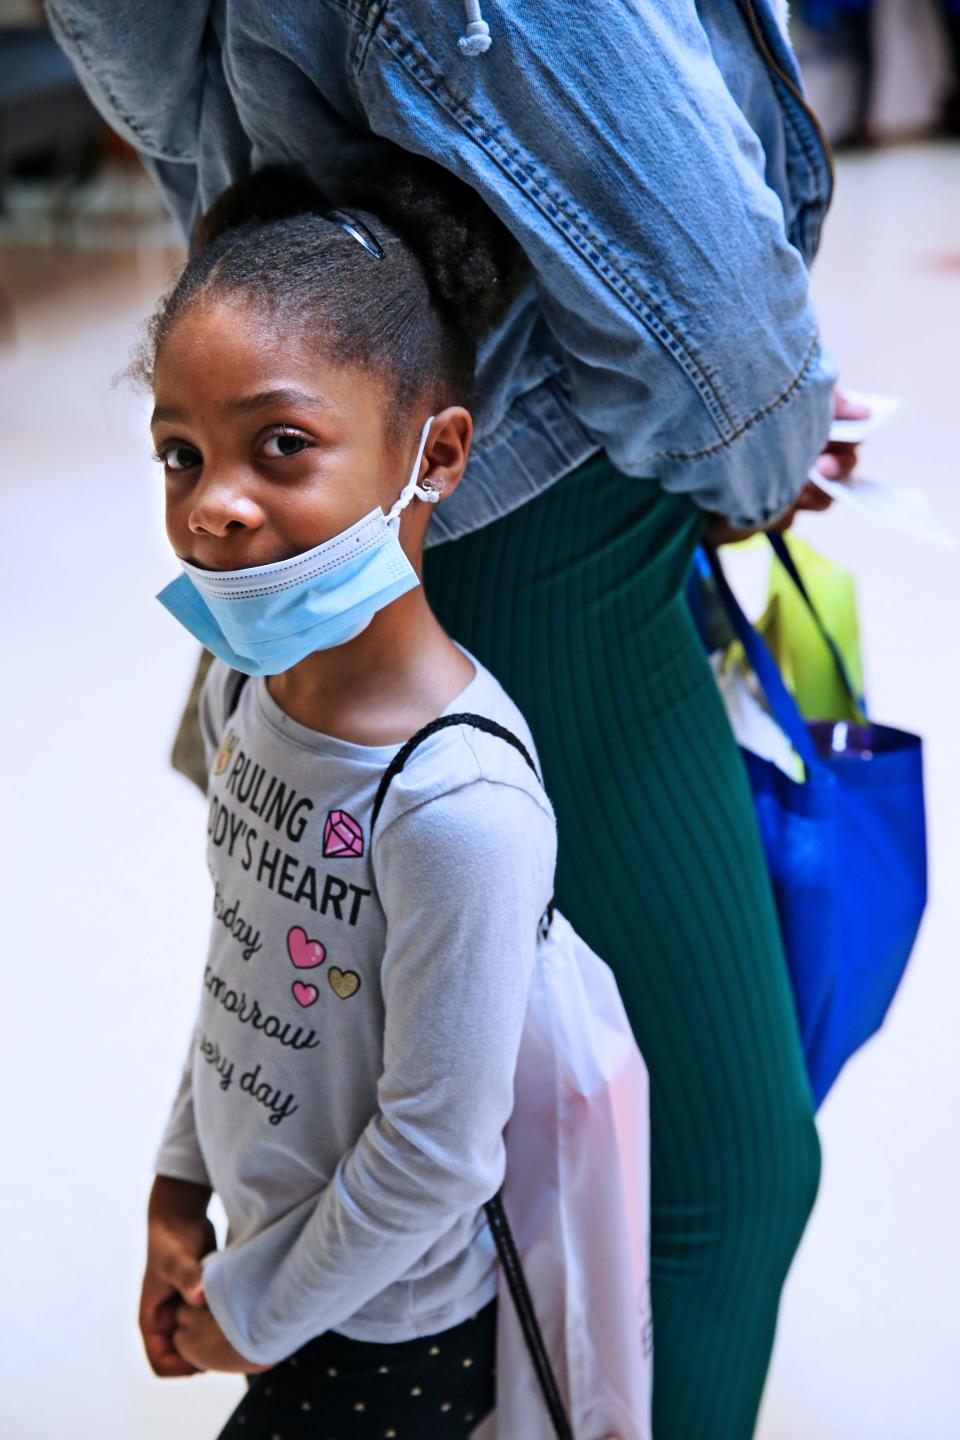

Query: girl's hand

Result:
[172,1301,275,1374]
[140,1176,216,1378]
[707,388,869,546]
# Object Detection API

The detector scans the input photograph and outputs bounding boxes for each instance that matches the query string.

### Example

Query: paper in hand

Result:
[808,470,956,549]
[818,387,954,545]
[828,390,905,444]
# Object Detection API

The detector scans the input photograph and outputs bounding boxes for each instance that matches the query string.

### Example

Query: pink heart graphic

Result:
[291,981,319,1008]
[287,926,326,969]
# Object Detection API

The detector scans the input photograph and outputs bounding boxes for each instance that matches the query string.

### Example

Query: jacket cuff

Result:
[650,336,838,529]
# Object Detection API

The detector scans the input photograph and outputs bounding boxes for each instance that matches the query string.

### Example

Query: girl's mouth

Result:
[179,546,304,572]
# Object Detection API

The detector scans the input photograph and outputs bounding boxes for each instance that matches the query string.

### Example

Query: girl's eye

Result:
[155,445,201,472]
[262,431,310,459]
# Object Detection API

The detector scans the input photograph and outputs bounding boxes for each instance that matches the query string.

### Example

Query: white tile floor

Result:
[1,144,958,1440]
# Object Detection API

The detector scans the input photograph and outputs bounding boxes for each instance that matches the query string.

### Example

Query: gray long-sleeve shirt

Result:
[154,654,556,1364]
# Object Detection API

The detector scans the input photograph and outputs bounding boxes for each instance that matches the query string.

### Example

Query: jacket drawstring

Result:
[459,0,492,55]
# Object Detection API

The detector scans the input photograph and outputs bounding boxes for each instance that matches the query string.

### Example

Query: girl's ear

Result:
[420,407,472,502]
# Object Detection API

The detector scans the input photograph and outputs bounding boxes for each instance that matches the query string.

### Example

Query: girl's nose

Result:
[187,471,265,538]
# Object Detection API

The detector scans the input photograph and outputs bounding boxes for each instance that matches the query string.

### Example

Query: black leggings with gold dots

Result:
[216,1300,497,1440]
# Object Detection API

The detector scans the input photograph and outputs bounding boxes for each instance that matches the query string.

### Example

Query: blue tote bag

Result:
[704,536,927,1108]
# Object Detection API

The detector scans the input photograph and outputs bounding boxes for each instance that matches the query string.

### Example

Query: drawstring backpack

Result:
[369,713,653,1440]
[222,680,653,1438]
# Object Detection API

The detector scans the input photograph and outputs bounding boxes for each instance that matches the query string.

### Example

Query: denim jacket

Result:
[45,0,837,535]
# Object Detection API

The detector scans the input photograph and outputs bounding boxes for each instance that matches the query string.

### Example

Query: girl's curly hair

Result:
[129,148,530,439]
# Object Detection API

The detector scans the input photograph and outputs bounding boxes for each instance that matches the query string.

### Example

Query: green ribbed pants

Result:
[424,454,821,1439]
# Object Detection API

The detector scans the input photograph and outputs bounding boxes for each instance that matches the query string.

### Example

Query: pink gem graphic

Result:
[323,809,364,859]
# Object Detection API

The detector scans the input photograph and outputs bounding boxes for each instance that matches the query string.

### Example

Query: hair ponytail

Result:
[340,151,529,348]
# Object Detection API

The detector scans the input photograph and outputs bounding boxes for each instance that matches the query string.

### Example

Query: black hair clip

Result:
[323,208,384,260]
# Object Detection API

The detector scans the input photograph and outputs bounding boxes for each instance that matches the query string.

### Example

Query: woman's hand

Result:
[707,389,869,546]
[171,1301,275,1374]
[139,1175,218,1378]
[794,388,868,514]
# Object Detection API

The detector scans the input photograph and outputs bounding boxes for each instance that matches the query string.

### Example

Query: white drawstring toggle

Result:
[459,0,492,55]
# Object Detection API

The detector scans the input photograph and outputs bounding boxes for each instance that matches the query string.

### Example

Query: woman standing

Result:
[50,2,844,1432]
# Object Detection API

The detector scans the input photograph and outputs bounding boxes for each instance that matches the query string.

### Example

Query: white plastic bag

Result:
[474,909,652,1440]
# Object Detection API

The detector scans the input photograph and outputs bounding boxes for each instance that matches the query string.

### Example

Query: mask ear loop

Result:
[385,415,440,533]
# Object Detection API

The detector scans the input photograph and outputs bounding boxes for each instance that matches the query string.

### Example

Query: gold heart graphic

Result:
[328,967,361,999]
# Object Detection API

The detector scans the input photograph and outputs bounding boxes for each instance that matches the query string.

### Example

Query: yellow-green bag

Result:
[758,534,865,722]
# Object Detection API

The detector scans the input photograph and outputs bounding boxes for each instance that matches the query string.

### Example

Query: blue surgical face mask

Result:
[156,414,438,676]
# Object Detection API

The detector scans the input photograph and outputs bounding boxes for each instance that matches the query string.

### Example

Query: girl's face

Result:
[150,299,464,572]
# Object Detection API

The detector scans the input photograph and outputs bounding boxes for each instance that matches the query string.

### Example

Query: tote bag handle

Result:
[704,546,820,769]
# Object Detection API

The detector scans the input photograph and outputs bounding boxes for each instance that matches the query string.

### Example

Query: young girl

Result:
[138,159,557,1438]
